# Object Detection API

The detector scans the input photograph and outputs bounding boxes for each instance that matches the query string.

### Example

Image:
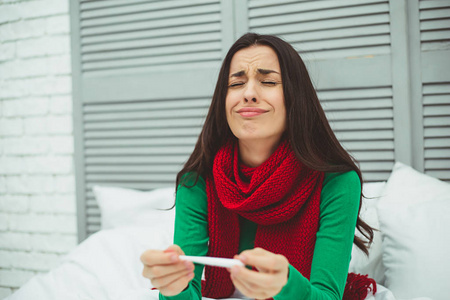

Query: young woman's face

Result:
[225,45,286,143]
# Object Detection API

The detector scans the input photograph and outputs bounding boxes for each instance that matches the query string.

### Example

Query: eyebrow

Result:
[230,68,280,77]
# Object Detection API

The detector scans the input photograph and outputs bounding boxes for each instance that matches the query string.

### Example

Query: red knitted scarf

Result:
[201,139,376,299]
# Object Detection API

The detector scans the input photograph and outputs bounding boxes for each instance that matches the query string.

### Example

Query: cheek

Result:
[225,94,239,119]
[274,97,287,129]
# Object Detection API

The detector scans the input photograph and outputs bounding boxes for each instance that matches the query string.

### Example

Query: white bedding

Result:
[6,225,406,300]
[7,163,446,299]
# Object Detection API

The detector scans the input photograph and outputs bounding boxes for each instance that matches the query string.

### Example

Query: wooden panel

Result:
[249,0,391,59]
[423,82,450,183]
[82,95,210,226]
[319,86,395,182]
[79,0,222,75]
[82,65,220,102]
[70,0,450,239]
[419,0,450,51]
[422,51,450,83]
[305,55,391,90]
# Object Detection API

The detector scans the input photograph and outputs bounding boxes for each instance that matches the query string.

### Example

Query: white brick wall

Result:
[0,0,76,297]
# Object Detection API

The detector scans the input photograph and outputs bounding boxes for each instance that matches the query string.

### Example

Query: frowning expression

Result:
[225,45,286,143]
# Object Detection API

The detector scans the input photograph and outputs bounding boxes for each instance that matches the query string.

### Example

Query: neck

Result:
[238,137,282,168]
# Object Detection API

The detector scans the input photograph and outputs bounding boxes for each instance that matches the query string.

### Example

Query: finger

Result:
[143,260,193,280]
[159,271,195,296]
[151,267,193,289]
[141,249,180,266]
[230,265,275,290]
[230,273,253,296]
[238,248,287,272]
[163,244,184,255]
[233,254,268,273]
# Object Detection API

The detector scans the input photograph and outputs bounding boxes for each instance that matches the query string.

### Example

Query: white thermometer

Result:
[178,255,245,268]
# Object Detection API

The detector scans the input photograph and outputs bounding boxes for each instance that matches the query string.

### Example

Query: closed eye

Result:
[262,81,277,86]
[229,82,244,88]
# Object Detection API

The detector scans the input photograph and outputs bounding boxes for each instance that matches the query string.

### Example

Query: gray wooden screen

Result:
[70,0,450,242]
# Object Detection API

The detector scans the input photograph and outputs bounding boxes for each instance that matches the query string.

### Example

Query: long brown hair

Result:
[176,33,374,255]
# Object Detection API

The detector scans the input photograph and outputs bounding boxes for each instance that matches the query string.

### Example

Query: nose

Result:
[243,80,259,103]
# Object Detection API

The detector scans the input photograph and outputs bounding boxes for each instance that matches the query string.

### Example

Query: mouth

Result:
[236,108,268,117]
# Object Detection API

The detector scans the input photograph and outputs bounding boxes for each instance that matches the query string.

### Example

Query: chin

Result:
[234,132,267,141]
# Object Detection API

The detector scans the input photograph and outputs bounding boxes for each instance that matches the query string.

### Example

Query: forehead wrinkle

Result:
[230,69,279,78]
[229,46,281,78]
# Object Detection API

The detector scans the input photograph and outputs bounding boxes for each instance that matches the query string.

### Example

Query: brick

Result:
[6,175,54,194]
[3,97,49,117]
[0,287,12,298]
[0,61,14,81]
[24,116,47,135]
[24,76,72,96]
[49,136,73,154]
[0,213,8,231]
[0,195,28,212]
[48,76,72,94]
[53,174,75,193]
[3,137,50,155]
[29,194,75,213]
[49,95,72,114]
[8,57,48,78]
[0,118,23,136]
[0,78,27,99]
[7,250,60,271]
[47,115,72,134]
[0,3,20,24]
[0,176,6,193]
[9,213,76,234]
[11,18,46,40]
[0,269,35,288]
[1,56,70,80]
[19,0,69,19]
[0,22,14,42]
[17,35,70,58]
[0,250,13,268]
[0,232,31,251]
[46,14,70,34]
[0,156,24,174]
[24,115,73,135]
[30,233,77,253]
[46,54,71,75]
[20,77,48,97]
[24,155,73,174]
[0,42,15,62]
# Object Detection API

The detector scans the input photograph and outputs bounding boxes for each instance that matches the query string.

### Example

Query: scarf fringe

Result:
[343,273,377,300]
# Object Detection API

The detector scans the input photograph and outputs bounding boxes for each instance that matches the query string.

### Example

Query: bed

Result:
[6,162,449,300]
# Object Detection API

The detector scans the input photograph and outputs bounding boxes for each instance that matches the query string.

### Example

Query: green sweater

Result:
[160,171,361,300]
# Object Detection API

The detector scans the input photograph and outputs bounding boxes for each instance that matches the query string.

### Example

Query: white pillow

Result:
[92,185,176,230]
[349,181,386,284]
[377,162,450,300]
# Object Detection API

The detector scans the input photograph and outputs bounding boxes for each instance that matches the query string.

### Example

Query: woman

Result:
[140,33,376,300]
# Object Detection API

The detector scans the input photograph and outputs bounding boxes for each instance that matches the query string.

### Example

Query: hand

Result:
[228,247,289,299]
[140,244,195,296]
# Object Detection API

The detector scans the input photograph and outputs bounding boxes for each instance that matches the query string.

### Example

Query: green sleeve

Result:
[160,171,361,300]
[159,173,208,300]
[274,171,361,300]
